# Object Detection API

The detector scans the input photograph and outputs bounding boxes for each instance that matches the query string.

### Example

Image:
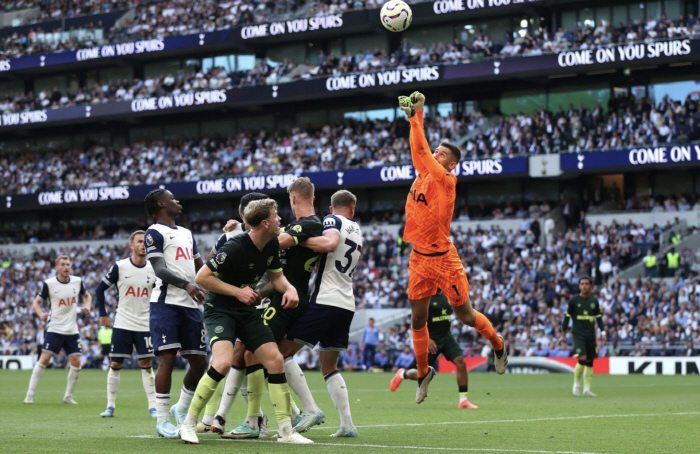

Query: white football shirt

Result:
[145,223,201,308]
[39,276,86,335]
[309,214,363,312]
[102,258,156,331]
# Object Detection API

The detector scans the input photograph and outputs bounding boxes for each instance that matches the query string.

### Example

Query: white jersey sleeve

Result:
[40,276,86,335]
[212,223,245,254]
[309,215,362,312]
[109,258,156,332]
[145,223,200,308]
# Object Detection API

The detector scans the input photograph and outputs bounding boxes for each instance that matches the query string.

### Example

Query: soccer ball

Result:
[380,1,412,33]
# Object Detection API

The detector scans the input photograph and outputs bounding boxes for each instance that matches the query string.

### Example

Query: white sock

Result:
[141,367,156,409]
[178,386,194,411]
[245,416,258,428]
[27,363,47,396]
[156,393,170,421]
[325,371,353,430]
[278,420,292,436]
[65,365,80,398]
[107,367,120,408]
[284,356,320,414]
[202,414,215,426]
[185,412,198,425]
[216,366,245,419]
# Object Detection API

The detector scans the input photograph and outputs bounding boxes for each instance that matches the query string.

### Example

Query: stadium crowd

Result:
[4,88,700,195]
[2,215,698,368]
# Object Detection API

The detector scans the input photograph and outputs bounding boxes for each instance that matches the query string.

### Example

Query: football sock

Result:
[141,367,156,410]
[574,363,584,385]
[217,366,245,418]
[65,365,80,398]
[245,365,265,427]
[412,325,430,378]
[27,362,46,396]
[325,370,353,431]
[474,311,503,352]
[155,393,170,421]
[284,356,320,414]
[186,367,225,424]
[583,365,593,389]
[240,375,248,404]
[401,369,409,379]
[178,386,194,413]
[459,385,469,403]
[202,375,224,419]
[107,367,121,408]
[267,372,292,424]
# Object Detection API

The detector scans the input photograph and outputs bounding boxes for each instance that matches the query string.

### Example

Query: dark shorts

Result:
[101,344,111,356]
[573,333,598,360]
[204,303,275,354]
[110,328,154,361]
[285,303,355,351]
[263,292,310,342]
[44,332,81,357]
[409,332,463,368]
[150,303,207,356]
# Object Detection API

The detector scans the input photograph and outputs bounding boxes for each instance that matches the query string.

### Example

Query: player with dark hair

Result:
[96,230,157,418]
[398,91,507,404]
[143,189,208,439]
[558,276,606,397]
[389,291,478,409]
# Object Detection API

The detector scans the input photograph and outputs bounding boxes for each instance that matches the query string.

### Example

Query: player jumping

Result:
[557,276,606,397]
[24,255,91,404]
[399,91,507,404]
[144,189,208,438]
[390,291,478,409]
[95,230,157,418]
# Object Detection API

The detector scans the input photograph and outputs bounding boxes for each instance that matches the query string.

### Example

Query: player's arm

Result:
[279,218,323,251]
[401,97,427,174]
[192,235,203,273]
[95,265,118,325]
[557,300,575,346]
[594,300,607,343]
[268,270,298,309]
[195,266,257,305]
[80,281,92,314]
[302,230,341,253]
[33,283,49,322]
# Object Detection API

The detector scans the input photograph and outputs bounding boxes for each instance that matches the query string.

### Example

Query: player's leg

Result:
[101,357,123,417]
[279,338,318,418]
[582,337,598,397]
[197,357,224,432]
[180,340,235,444]
[321,350,357,437]
[63,335,82,404]
[443,257,506,374]
[453,356,478,408]
[149,302,180,437]
[135,330,157,416]
[214,340,246,431]
[252,342,312,444]
[171,307,208,427]
[25,348,53,403]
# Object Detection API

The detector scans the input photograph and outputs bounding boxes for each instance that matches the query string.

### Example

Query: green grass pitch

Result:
[2,369,698,453]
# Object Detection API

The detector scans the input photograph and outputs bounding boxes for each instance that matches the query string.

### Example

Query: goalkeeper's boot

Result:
[416,366,435,404]
[494,336,508,374]
[390,368,405,391]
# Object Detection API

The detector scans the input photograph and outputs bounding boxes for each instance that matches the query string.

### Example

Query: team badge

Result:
[293,225,302,233]
[590,303,595,309]
[267,256,273,266]
[146,234,153,246]
[215,252,227,265]
[215,326,224,334]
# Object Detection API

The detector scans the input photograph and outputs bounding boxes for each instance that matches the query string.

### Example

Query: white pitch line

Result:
[126,436,606,454]
[127,411,700,439]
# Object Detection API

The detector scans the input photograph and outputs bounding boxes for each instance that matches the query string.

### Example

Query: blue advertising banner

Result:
[560,145,700,171]
[1,158,527,212]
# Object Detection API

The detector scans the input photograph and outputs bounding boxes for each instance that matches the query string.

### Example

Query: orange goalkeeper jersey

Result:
[403,110,457,254]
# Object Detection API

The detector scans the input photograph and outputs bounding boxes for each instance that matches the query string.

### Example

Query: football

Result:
[380,1,413,33]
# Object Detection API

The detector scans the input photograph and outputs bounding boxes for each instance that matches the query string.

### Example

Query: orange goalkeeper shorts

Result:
[408,244,470,306]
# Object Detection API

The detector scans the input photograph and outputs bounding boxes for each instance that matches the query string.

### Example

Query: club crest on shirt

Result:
[293,225,302,233]
[215,252,227,265]
[146,234,154,246]
[215,326,224,334]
